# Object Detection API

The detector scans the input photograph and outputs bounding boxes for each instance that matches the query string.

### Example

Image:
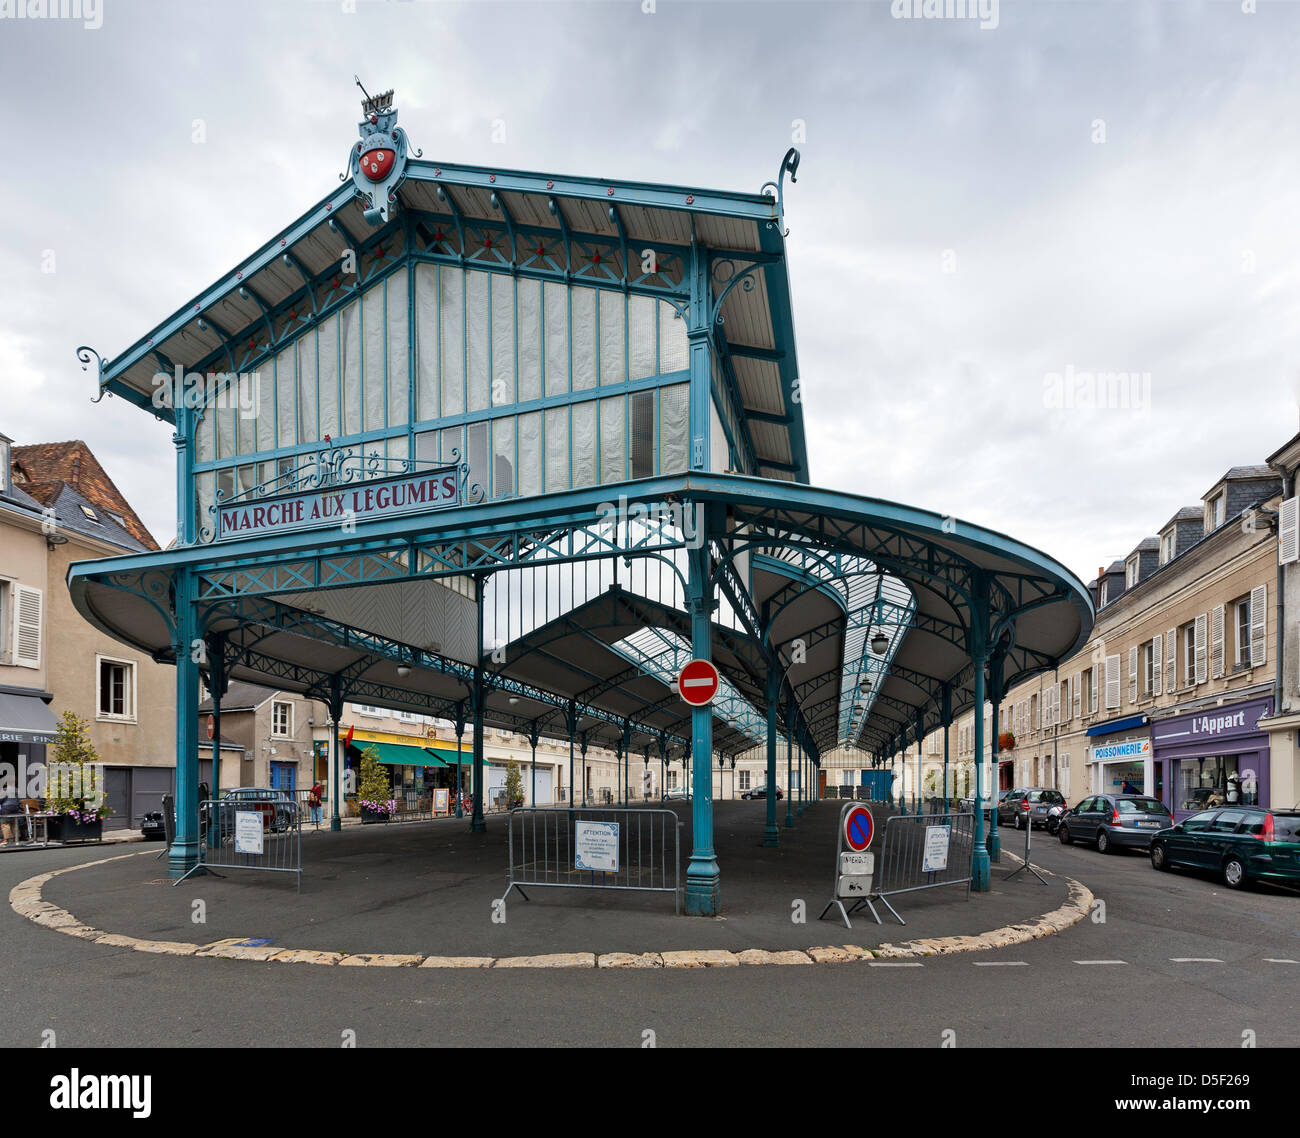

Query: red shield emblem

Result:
[359,147,395,182]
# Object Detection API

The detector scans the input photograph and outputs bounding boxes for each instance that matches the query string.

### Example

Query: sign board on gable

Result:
[216,466,460,542]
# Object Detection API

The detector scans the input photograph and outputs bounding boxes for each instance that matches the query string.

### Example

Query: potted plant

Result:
[998,731,1016,752]
[44,711,112,842]
[356,745,395,823]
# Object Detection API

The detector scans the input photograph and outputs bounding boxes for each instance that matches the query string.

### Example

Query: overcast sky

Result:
[2,0,1298,585]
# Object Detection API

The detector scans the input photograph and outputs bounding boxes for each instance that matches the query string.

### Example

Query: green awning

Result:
[362,741,447,768]
[424,745,472,765]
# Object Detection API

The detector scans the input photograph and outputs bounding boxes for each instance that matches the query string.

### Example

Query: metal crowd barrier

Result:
[503,807,682,915]
[856,811,975,925]
[174,795,302,892]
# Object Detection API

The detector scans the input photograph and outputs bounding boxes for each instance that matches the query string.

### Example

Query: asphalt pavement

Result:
[3,802,1298,1049]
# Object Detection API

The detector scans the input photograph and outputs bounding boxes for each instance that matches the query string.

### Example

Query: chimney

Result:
[70,454,82,486]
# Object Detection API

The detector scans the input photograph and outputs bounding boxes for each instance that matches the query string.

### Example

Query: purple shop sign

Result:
[1151,696,1273,750]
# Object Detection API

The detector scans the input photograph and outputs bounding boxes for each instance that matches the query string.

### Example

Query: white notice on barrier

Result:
[922,825,950,873]
[235,811,264,855]
[575,821,619,872]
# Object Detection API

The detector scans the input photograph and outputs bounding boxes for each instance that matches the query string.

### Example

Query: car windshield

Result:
[1117,798,1168,814]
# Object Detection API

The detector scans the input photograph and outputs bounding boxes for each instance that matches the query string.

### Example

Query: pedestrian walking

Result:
[307,781,323,826]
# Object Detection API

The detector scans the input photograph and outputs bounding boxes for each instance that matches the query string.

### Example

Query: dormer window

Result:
[0,437,9,495]
[79,504,100,523]
[1160,529,1175,565]
[1205,492,1225,532]
[1125,557,1139,588]
[1100,580,1109,606]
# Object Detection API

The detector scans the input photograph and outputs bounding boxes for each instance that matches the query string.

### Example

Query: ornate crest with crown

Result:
[346,79,421,226]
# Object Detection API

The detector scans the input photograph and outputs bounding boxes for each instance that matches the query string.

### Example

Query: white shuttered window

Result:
[1195,613,1209,684]
[1250,584,1267,666]
[13,584,42,669]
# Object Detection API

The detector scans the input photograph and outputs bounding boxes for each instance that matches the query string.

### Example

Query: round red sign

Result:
[677,659,720,707]
[206,714,215,741]
[844,805,874,851]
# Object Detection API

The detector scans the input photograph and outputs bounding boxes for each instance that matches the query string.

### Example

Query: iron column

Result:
[684,530,720,915]
[969,573,992,892]
[471,574,486,832]
[168,567,200,877]
[329,677,344,831]
[784,706,795,828]
[988,649,1005,862]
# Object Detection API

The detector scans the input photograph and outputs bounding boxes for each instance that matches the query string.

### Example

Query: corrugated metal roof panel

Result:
[733,356,784,415]
[750,421,793,467]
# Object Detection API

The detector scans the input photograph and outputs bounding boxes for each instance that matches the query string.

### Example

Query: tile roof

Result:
[10,440,158,550]
[1221,464,1276,481]
[46,483,148,552]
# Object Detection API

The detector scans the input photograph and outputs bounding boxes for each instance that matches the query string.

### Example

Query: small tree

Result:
[356,745,394,814]
[47,710,111,821]
[504,760,525,809]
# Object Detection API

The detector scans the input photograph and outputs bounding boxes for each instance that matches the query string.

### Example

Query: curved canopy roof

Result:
[69,472,1093,760]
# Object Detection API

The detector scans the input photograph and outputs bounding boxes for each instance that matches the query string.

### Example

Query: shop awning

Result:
[361,741,448,768]
[424,746,471,766]
[1085,714,1149,738]
[0,691,57,745]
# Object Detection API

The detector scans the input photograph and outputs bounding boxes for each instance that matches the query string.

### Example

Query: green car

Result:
[1149,808,1300,889]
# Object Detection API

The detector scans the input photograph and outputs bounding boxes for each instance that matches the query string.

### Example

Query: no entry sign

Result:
[844,804,874,851]
[677,659,720,706]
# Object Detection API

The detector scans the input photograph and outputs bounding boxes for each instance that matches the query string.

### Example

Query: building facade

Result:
[906,459,1290,820]
[2,434,178,830]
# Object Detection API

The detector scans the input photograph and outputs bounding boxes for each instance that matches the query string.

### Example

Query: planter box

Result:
[359,807,391,824]
[46,817,103,843]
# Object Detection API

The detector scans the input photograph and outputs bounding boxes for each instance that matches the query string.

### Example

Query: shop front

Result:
[1085,714,1152,799]
[0,687,56,790]
[1152,696,1273,821]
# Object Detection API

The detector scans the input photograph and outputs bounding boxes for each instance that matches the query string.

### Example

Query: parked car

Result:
[741,785,783,800]
[1149,808,1300,889]
[960,789,1011,817]
[140,810,166,841]
[1058,793,1173,852]
[200,787,297,834]
[662,785,692,801]
[998,787,1066,830]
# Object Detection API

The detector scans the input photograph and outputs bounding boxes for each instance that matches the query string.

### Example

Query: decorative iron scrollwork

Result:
[77,346,108,403]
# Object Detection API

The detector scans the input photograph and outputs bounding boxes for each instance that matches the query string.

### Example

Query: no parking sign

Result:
[844,804,874,851]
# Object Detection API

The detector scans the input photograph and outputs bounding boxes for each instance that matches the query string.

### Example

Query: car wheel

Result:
[1058,823,1072,845]
[1223,856,1247,890]
[1014,813,1025,831]
[1151,842,1169,871]
[1097,829,1111,854]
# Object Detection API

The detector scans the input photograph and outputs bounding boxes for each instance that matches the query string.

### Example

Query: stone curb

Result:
[7,848,1093,969]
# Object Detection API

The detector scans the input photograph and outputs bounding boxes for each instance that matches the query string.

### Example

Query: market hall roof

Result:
[69,471,1094,758]
[80,148,809,485]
